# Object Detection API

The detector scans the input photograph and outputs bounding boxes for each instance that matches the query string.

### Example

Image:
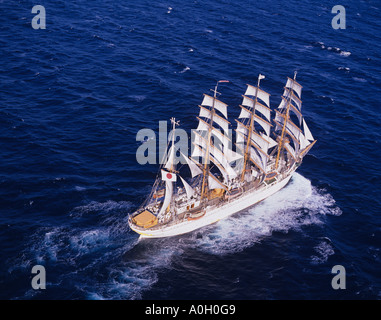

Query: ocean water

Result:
[0,0,380,299]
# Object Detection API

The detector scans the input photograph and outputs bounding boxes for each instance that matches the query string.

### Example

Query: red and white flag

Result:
[161,170,176,182]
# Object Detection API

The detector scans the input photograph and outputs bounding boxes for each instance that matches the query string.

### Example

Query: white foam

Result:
[310,239,335,264]
[128,95,146,102]
[340,51,351,57]
[179,66,190,74]
[194,173,341,255]
[353,77,367,83]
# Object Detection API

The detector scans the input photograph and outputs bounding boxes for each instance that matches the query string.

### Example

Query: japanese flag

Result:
[161,170,176,182]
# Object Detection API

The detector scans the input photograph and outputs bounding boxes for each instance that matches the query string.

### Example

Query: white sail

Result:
[197,117,234,157]
[303,119,314,141]
[198,106,230,133]
[236,119,248,136]
[275,112,302,140]
[208,174,227,190]
[179,176,195,199]
[164,145,175,170]
[224,148,243,163]
[251,131,270,153]
[238,106,271,137]
[193,133,237,179]
[241,96,271,121]
[245,85,270,107]
[273,118,300,150]
[249,147,267,173]
[201,94,228,118]
[235,120,271,155]
[196,118,209,131]
[278,97,287,109]
[299,132,311,150]
[286,77,302,98]
[283,88,302,111]
[263,133,277,149]
[213,114,230,134]
[284,142,297,160]
[253,114,271,136]
[181,151,203,178]
[192,144,233,182]
[238,105,251,119]
[278,97,303,125]
[199,105,211,119]
[158,180,173,216]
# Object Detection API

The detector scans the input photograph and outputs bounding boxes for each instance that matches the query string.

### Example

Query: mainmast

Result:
[241,74,264,182]
[275,71,297,170]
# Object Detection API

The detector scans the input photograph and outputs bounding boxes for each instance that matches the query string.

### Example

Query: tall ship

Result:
[128,72,316,238]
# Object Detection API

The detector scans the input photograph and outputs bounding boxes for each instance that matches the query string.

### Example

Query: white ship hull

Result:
[129,170,295,239]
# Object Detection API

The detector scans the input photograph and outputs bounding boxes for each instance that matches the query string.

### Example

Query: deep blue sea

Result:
[0,0,380,300]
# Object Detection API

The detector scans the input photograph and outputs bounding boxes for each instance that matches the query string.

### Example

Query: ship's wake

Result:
[14,173,341,299]
[193,172,341,255]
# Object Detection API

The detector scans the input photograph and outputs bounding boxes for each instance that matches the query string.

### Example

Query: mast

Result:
[200,80,229,199]
[169,117,179,172]
[275,71,297,170]
[241,74,264,182]
[158,117,179,218]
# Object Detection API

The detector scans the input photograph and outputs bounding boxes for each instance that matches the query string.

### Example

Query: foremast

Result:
[156,117,179,219]
[275,71,297,170]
